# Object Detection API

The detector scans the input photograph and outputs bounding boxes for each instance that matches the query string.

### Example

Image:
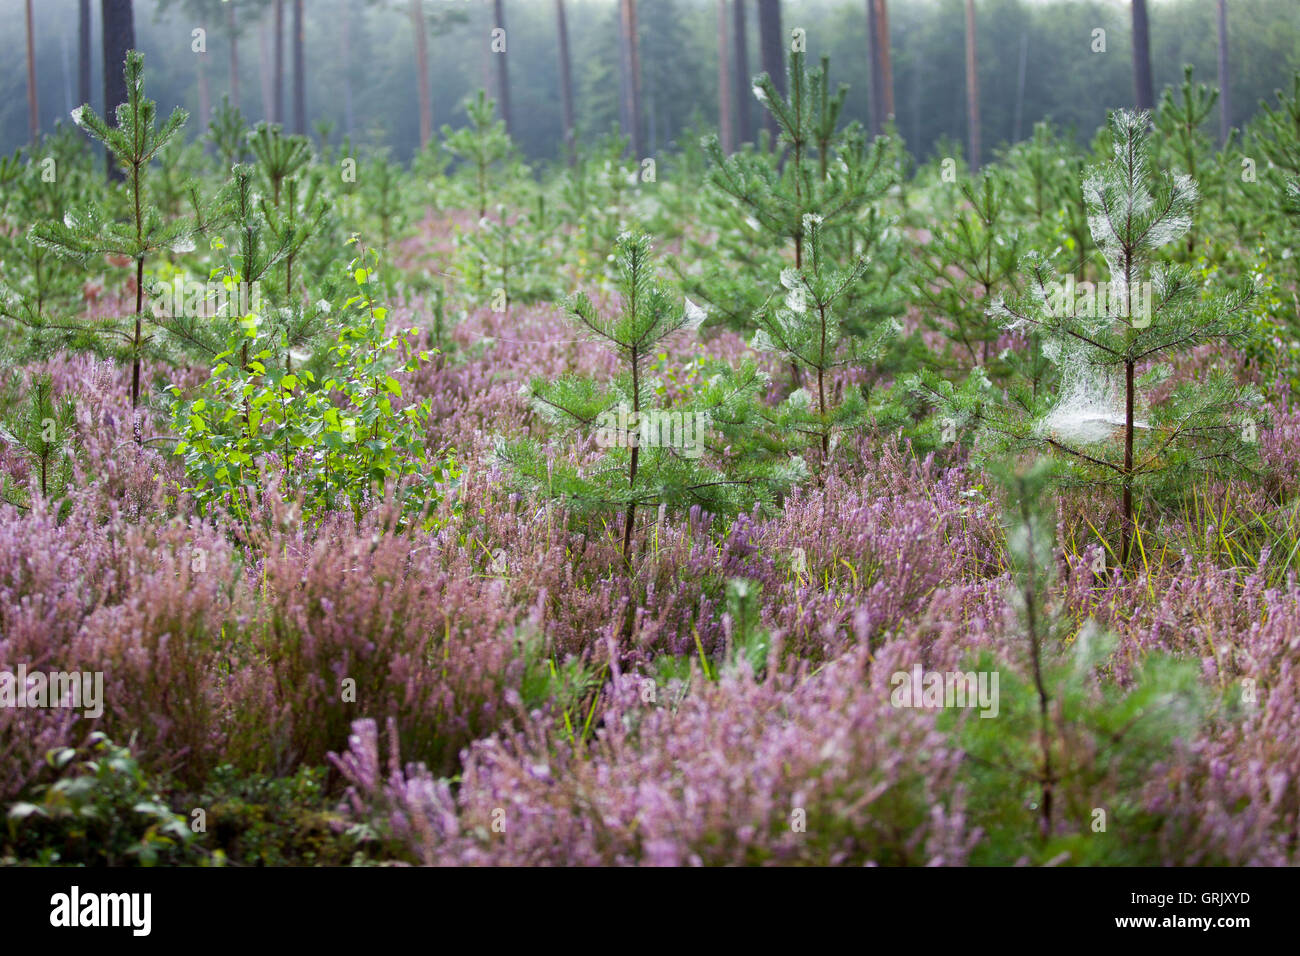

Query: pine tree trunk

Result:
[226,1,239,108]
[716,0,733,154]
[555,0,575,164]
[1132,0,1155,111]
[273,0,284,124]
[292,0,305,134]
[866,0,882,136]
[1216,0,1231,144]
[197,49,211,134]
[493,0,512,137]
[876,0,894,123]
[757,0,783,144]
[1122,357,1135,567]
[732,0,752,146]
[341,0,353,137]
[618,0,643,159]
[964,0,981,170]
[409,0,431,147]
[101,0,134,182]
[78,0,92,107]
[25,0,39,145]
[258,18,274,121]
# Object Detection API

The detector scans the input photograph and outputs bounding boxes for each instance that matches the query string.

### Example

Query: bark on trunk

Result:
[1216,0,1232,144]
[493,0,511,137]
[226,1,239,108]
[273,0,284,123]
[757,0,784,144]
[1132,0,1155,111]
[964,0,981,170]
[292,0,305,134]
[25,0,39,145]
[732,0,752,145]
[619,0,643,158]
[555,0,575,164]
[716,0,733,153]
[875,0,894,123]
[101,0,135,182]
[79,0,92,107]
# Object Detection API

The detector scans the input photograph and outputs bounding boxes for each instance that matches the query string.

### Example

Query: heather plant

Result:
[916,109,1263,568]
[28,50,204,408]
[497,231,800,564]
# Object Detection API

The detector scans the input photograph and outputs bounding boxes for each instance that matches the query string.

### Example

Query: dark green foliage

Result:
[4,734,207,867]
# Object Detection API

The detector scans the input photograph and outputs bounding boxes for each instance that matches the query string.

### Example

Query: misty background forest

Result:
[4,0,1300,168]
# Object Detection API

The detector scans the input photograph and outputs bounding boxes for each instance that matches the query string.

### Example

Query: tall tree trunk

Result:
[867,0,882,136]
[964,0,981,170]
[716,0,733,153]
[258,17,274,121]
[197,49,211,134]
[292,0,305,134]
[226,1,239,108]
[555,0,576,164]
[493,0,511,136]
[101,0,134,182]
[342,0,353,138]
[1131,0,1155,111]
[875,0,894,125]
[619,0,642,158]
[732,0,752,145]
[757,0,783,143]
[25,0,39,145]
[78,0,92,107]
[1012,29,1028,142]
[273,0,284,123]
[410,0,431,147]
[1216,0,1231,144]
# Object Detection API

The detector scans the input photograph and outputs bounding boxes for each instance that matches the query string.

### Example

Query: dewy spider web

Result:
[1034,340,1148,446]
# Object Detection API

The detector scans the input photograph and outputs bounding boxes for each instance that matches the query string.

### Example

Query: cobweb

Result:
[1035,341,1147,445]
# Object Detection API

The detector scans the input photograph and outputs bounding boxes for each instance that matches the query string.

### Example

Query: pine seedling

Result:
[154,164,292,366]
[1154,65,1220,253]
[206,95,250,171]
[1245,74,1300,285]
[457,204,551,312]
[0,157,85,337]
[496,231,801,565]
[248,122,311,208]
[442,89,511,220]
[911,167,1027,376]
[0,372,79,518]
[951,460,1209,864]
[356,152,409,251]
[750,214,897,472]
[999,120,1093,277]
[916,110,1263,569]
[704,51,894,271]
[28,50,201,408]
